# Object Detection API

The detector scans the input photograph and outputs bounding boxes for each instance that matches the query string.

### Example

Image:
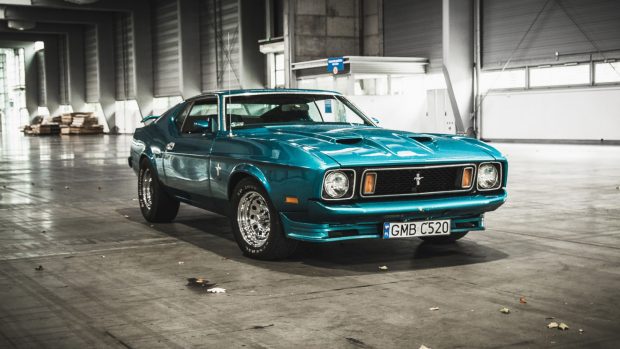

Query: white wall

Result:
[482,86,620,141]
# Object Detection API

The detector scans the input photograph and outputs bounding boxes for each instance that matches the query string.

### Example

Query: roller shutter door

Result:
[84,25,99,103]
[482,0,620,69]
[115,13,136,100]
[36,50,46,107]
[200,0,240,91]
[152,0,180,97]
[384,0,442,71]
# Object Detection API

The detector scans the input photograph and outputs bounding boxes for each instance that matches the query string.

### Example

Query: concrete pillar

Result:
[42,36,61,116]
[178,0,202,99]
[442,0,474,136]
[23,44,38,119]
[132,3,154,117]
[65,28,86,112]
[95,21,117,132]
[240,0,266,88]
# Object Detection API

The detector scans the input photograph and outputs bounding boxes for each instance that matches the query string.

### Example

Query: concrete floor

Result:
[1,134,619,349]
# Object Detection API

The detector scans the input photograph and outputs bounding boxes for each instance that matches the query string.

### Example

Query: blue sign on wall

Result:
[327,57,344,75]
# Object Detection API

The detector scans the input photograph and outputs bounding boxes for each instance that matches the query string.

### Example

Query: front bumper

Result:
[280,191,507,242]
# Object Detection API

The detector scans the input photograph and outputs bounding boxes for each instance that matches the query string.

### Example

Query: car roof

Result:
[187,88,342,100]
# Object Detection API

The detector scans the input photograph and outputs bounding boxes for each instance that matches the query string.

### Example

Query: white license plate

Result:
[383,220,451,239]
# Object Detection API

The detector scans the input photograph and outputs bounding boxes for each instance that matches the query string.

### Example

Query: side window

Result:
[174,103,191,132]
[181,98,218,134]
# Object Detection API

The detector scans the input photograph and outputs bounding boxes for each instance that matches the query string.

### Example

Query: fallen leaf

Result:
[579,329,584,334]
[420,345,431,349]
[519,296,527,304]
[378,265,388,271]
[101,255,106,258]
[547,322,559,329]
[178,261,184,265]
[64,186,70,190]
[429,307,439,311]
[500,307,510,314]
[207,287,226,293]
[35,265,44,271]
[558,323,569,331]
[123,215,129,218]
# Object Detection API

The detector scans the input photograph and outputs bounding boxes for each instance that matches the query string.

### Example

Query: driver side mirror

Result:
[193,118,214,134]
[371,117,380,124]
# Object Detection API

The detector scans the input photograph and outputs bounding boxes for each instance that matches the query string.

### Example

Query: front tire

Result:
[419,231,469,244]
[138,158,179,223]
[231,178,297,260]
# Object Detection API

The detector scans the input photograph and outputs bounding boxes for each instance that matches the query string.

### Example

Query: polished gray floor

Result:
[1,133,619,348]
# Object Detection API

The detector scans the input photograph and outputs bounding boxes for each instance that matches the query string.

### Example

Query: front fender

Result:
[230,163,272,195]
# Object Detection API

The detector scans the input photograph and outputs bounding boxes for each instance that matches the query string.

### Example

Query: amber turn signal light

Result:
[462,167,473,188]
[285,196,299,204]
[363,172,377,195]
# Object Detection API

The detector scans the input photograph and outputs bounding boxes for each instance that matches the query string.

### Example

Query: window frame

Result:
[178,95,219,136]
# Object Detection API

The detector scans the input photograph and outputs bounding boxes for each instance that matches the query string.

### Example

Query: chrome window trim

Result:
[359,163,477,198]
[477,162,503,191]
[321,169,356,201]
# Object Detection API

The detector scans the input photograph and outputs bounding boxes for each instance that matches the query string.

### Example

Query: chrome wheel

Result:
[141,168,153,210]
[237,191,271,248]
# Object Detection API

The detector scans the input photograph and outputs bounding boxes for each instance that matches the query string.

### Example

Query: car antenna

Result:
[227,32,233,137]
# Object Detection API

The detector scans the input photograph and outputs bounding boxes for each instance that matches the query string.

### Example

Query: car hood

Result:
[236,124,501,166]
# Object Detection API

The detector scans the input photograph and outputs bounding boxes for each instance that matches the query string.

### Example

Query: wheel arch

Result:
[228,163,271,200]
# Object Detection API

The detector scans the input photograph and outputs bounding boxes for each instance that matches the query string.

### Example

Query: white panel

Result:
[482,87,620,140]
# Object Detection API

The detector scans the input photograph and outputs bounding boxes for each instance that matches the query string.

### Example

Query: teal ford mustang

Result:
[129,89,507,259]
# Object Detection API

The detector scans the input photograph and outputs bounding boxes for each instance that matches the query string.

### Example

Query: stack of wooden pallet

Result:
[24,123,61,135]
[67,112,104,135]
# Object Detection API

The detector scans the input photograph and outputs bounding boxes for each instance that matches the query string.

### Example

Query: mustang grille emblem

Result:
[413,172,424,186]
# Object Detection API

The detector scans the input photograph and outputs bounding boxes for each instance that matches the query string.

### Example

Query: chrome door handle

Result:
[166,142,175,151]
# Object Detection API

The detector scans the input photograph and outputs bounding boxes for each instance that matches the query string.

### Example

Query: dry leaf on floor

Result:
[519,296,527,304]
[378,265,388,271]
[35,265,44,271]
[500,307,510,314]
[178,261,184,265]
[547,322,559,329]
[579,329,584,334]
[558,323,569,330]
[207,287,226,293]
[429,307,439,311]
[419,345,431,349]
[64,186,70,189]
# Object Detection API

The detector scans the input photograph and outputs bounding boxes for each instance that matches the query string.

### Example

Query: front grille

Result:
[362,165,473,197]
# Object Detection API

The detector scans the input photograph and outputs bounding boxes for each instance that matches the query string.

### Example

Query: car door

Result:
[162,96,219,202]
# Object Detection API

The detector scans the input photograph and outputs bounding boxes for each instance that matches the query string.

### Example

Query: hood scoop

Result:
[410,136,434,143]
[335,137,363,145]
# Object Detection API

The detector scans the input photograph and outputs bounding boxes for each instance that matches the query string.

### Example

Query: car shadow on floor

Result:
[118,206,509,277]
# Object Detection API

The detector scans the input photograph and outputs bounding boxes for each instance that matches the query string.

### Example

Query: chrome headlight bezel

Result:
[322,169,356,200]
[477,162,502,191]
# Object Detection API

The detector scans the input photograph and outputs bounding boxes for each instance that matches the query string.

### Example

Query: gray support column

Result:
[442,0,474,136]
[132,3,154,116]
[65,28,86,112]
[95,21,117,132]
[178,0,202,99]
[23,43,38,119]
[42,36,60,116]
[239,0,266,88]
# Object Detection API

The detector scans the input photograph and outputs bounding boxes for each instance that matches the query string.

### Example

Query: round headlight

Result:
[324,171,350,198]
[478,164,499,189]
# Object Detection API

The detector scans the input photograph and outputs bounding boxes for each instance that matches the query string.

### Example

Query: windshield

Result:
[225,94,372,129]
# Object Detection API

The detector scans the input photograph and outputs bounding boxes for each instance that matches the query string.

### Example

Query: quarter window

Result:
[181,98,218,134]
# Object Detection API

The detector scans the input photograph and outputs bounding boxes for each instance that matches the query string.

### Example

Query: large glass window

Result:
[529,64,590,87]
[595,62,620,84]
[225,94,371,129]
[480,69,526,92]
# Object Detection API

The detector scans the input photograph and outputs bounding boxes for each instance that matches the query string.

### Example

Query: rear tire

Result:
[230,178,297,260]
[138,158,179,223]
[419,231,469,244]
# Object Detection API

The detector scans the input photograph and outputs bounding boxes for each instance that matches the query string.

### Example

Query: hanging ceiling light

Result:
[7,20,35,31]
[64,0,100,4]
